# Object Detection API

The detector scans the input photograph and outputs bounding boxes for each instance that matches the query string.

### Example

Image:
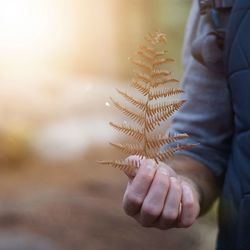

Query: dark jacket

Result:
[218,0,250,249]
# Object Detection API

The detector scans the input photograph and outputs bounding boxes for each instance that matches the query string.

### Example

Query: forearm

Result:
[166,154,220,215]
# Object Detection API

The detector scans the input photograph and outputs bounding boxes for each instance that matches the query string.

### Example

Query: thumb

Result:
[124,155,142,180]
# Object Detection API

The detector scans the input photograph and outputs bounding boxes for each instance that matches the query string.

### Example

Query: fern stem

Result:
[143,85,151,157]
[142,48,155,159]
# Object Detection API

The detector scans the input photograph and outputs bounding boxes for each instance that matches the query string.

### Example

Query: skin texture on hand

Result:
[122,156,201,229]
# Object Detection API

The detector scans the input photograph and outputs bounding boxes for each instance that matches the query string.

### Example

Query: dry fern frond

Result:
[153,57,175,66]
[153,77,179,88]
[99,30,195,172]
[146,100,186,131]
[148,100,185,115]
[147,133,189,149]
[109,122,144,141]
[157,144,197,162]
[152,69,171,77]
[137,50,154,61]
[116,89,147,111]
[131,59,151,72]
[131,79,149,96]
[98,159,140,176]
[134,71,152,83]
[110,143,145,156]
[110,97,145,125]
[150,88,184,100]
[139,45,156,55]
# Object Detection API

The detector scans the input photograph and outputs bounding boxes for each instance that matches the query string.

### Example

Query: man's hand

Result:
[122,156,201,229]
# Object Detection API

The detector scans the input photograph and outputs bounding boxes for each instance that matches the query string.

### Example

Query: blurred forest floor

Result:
[0,77,218,250]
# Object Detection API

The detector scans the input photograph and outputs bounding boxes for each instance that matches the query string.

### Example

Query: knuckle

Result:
[157,176,168,186]
[175,184,182,194]
[180,219,194,228]
[142,204,161,218]
[126,193,143,206]
[185,200,194,210]
[162,210,178,222]
[140,172,153,183]
[171,180,181,191]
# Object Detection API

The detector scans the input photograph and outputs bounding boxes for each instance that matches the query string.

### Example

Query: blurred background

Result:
[0,0,217,249]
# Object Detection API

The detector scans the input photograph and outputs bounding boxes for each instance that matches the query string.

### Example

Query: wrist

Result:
[165,154,219,215]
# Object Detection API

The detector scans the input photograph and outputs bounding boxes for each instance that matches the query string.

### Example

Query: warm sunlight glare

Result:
[0,0,75,80]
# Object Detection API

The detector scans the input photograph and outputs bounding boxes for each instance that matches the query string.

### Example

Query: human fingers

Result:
[177,182,200,228]
[139,166,171,227]
[123,155,142,180]
[157,176,182,229]
[123,159,156,216]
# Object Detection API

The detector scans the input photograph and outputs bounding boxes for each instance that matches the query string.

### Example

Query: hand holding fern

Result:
[122,156,201,229]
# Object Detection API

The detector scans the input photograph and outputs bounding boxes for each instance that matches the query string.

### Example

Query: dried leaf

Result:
[147,133,189,148]
[110,142,145,156]
[150,88,184,100]
[157,144,197,161]
[110,97,144,125]
[153,77,179,87]
[131,79,149,96]
[109,122,144,141]
[131,59,151,72]
[153,58,175,66]
[148,100,184,115]
[134,71,152,84]
[98,159,140,176]
[116,89,147,111]
[146,100,186,131]
[152,69,171,77]
[99,31,195,174]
